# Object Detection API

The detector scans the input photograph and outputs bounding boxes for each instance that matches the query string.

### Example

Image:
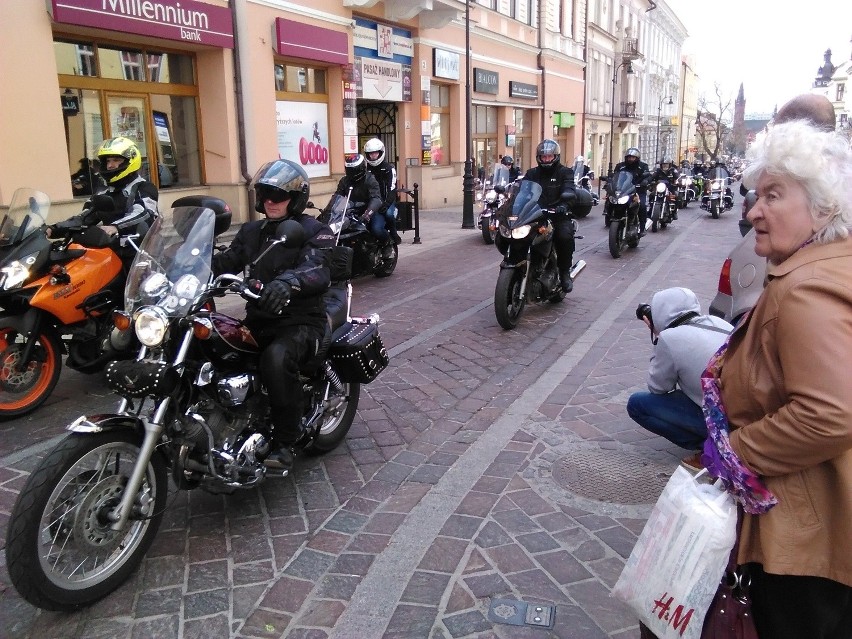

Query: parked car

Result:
[709,190,764,324]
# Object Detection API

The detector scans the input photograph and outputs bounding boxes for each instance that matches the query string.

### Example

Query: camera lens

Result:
[636,304,652,321]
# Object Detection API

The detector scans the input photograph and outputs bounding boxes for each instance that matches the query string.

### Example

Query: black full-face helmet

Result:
[535,139,561,168]
[251,159,310,216]
[344,153,368,182]
[501,155,514,167]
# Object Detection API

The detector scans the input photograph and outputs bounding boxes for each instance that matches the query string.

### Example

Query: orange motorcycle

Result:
[0,188,134,418]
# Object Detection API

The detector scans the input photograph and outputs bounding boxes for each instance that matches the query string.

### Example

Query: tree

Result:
[696,84,734,161]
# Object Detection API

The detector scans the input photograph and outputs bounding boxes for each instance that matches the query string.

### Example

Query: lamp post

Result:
[607,60,633,177]
[461,0,475,229]
[655,94,673,165]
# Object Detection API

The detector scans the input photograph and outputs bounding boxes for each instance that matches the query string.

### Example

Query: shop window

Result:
[473,105,497,178]
[513,108,532,171]
[56,38,201,193]
[274,64,327,94]
[430,84,451,166]
[837,83,845,102]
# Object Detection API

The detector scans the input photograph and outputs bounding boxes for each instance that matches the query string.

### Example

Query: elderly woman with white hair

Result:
[705,119,852,637]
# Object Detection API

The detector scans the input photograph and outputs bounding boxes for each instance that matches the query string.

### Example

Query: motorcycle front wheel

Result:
[5,431,168,611]
[481,218,496,244]
[609,220,625,258]
[374,244,398,278]
[651,203,662,233]
[307,382,361,454]
[710,201,720,219]
[494,268,526,330]
[0,325,63,419]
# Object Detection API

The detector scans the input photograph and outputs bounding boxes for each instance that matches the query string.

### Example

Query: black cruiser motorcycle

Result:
[604,170,643,258]
[493,181,586,330]
[315,190,397,277]
[5,196,388,611]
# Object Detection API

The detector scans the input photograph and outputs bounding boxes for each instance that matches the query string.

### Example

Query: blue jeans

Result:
[626,390,707,450]
[369,211,389,243]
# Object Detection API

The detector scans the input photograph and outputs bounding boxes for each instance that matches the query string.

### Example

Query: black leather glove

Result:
[554,205,568,215]
[258,279,291,315]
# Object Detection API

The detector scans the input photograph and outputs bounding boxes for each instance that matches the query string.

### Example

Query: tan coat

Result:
[721,237,852,588]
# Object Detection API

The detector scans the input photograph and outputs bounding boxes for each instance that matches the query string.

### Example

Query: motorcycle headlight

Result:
[712,180,723,189]
[617,195,629,205]
[656,183,667,193]
[134,306,170,347]
[0,251,39,290]
[484,190,498,204]
[511,225,532,239]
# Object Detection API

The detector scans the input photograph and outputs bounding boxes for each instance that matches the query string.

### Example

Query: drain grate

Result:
[552,447,672,504]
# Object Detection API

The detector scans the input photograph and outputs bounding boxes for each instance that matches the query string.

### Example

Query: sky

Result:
[665,0,852,117]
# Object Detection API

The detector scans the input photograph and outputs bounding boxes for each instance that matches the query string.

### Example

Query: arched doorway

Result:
[357,102,397,163]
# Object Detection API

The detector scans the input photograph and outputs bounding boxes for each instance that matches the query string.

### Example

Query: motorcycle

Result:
[478,165,514,244]
[648,179,677,233]
[675,170,696,209]
[493,181,586,330]
[315,191,397,277]
[571,158,598,212]
[5,195,389,611]
[701,167,734,219]
[0,188,141,418]
[604,170,643,258]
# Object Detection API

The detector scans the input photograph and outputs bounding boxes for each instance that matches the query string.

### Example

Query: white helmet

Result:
[364,138,386,167]
[575,155,584,164]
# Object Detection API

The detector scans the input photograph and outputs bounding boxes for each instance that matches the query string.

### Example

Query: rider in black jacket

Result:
[651,158,680,219]
[334,154,387,257]
[522,139,578,293]
[364,138,401,245]
[613,147,651,236]
[213,159,336,467]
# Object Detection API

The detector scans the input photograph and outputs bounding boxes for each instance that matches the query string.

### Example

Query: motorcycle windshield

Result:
[324,194,350,227]
[124,206,216,317]
[709,167,730,181]
[509,181,544,227]
[572,159,585,181]
[611,171,635,196]
[491,165,511,188]
[0,188,50,248]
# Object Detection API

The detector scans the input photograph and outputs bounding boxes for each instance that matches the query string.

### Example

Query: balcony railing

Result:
[621,102,638,118]
[622,38,640,60]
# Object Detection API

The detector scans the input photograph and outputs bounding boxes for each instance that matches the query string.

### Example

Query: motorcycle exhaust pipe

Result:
[569,260,587,280]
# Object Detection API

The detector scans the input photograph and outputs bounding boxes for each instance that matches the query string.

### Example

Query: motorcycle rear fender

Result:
[67,413,145,436]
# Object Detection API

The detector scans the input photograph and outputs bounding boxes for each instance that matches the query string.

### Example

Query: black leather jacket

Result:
[334,173,383,216]
[651,167,680,187]
[367,161,397,214]
[213,213,336,328]
[613,160,652,192]
[522,163,576,210]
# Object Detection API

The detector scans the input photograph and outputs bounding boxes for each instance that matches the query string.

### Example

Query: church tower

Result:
[731,83,747,155]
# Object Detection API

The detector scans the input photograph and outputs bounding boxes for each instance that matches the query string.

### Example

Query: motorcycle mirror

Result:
[274,219,306,247]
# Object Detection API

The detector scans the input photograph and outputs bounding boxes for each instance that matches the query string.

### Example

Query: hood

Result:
[651,287,701,330]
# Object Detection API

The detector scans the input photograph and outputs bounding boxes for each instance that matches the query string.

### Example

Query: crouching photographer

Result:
[627,287,732,470]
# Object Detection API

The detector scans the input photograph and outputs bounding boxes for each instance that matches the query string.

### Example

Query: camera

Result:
[636,303,652,324]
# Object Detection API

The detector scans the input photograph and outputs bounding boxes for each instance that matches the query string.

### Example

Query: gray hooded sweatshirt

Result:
[647,287,733,405]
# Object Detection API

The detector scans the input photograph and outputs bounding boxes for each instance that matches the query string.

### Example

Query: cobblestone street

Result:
[1,199,745,638]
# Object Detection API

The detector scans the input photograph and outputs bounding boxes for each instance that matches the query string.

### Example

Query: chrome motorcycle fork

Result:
[110,330,194,531]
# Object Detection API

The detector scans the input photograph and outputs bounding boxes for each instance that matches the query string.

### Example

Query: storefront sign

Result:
[49,0,234,48]
[353,19,413,62]
[275,19,347,65]
[420,76,431,165]
[342,66,358,154]
[355,57,407,102]
[474,68,499,94]
[433,49,460,80]
[509,81,538,99]
[276,101,330,178]
[61,93,80,116]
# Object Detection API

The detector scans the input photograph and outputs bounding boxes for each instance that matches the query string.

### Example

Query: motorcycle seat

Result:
[323,284,349,332]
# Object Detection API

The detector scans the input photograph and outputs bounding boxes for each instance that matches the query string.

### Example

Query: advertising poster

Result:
[276,101,330,178]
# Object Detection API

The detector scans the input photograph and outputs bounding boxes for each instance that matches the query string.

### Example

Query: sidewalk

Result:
[0,201,742,638]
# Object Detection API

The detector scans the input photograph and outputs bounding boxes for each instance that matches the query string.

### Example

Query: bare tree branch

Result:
[696,84,734,161]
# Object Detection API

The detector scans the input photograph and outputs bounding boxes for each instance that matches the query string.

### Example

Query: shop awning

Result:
[275,18,349,65]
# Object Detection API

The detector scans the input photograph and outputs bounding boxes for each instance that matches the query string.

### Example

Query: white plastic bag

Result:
[612,467,737,639]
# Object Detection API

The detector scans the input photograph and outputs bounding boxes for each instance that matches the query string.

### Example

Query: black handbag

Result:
[328,320,388,383]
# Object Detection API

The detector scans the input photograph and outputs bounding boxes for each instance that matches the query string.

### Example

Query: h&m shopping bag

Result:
[612,467,737,639]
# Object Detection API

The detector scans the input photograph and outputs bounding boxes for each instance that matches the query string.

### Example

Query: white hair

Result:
[743,120,852,244]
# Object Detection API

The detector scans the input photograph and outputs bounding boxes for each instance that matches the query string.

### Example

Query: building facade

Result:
[0,0,591,219]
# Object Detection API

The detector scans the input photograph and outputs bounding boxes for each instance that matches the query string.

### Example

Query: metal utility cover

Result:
[552,447,671,504]
[488,599,555,629]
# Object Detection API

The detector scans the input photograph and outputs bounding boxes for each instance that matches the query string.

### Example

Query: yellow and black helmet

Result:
[97,136,141,184]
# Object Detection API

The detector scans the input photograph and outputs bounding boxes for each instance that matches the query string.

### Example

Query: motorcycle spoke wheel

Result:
[651,204,661,233]
[0,327,62,419]
[711,202,720,219]
[5,431,167,611]
[307,382,361,454]
[494,268,526,330]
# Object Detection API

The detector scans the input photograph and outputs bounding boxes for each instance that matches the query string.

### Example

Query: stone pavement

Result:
[0,198,746,638]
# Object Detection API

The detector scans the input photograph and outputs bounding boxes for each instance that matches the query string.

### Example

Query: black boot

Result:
[559,270,573,293]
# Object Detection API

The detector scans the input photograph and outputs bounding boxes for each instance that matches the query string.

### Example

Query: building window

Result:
[274,63,330,177]
[274,64,327,94]
[472,105,498,178]
[55,38,200,192]
[513,108,532,172]
[430,84,451,166]
[837,83,845,102]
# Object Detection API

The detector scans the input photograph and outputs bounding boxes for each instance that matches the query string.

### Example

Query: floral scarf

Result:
[700,312,778,515]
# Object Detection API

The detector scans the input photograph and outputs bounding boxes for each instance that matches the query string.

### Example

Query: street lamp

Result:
[461,0,475,229]
[655,94,673,165]
[607,60,634,177]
